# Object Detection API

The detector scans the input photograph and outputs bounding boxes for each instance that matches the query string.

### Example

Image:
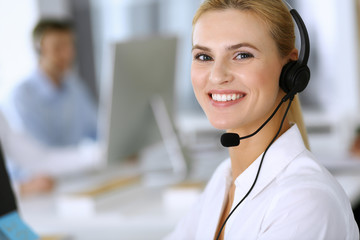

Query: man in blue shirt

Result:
[12,19,97,147]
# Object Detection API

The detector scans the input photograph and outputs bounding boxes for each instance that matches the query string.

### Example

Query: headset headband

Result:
[290,9,310,65]
[283,0,310,65]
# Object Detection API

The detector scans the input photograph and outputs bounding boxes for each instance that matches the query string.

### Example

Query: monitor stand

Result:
[140,96,187,186]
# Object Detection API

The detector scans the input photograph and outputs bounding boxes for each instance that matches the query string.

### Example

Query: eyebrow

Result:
[192,42,259,52]
[192,45,210,52]
[227,43,259,51]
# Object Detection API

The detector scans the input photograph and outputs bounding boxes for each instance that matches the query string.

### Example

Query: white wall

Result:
[0,0,39,100]
[297,0,359,114]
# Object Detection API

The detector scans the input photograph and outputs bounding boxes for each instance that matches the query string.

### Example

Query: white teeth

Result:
[211,93,244,102]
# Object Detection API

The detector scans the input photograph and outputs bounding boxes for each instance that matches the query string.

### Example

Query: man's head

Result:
[33,19,75,81]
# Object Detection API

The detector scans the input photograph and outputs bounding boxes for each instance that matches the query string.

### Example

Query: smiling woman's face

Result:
[191,9,288,133]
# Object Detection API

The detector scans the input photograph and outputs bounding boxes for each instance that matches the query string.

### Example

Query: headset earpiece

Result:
[279,60,310,99]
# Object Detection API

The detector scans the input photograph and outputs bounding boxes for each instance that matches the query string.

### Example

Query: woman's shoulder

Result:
[274,149,352,211]
[263,150,358,238]
[278,150,342,191]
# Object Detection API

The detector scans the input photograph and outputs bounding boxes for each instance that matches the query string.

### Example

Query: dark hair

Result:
[33,18,73,53]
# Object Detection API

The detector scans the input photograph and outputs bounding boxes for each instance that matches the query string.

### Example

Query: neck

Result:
[228,103,291,182]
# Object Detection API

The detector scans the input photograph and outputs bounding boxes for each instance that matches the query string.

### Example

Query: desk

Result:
[18,157,360,240]
[19,185,177,240]
[18,162,205,240]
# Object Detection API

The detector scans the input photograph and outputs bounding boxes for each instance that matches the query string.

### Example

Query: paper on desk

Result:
[56,175,141,217]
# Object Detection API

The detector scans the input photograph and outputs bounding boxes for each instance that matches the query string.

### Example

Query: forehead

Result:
[193,9,276,52]
[43,30,73,40]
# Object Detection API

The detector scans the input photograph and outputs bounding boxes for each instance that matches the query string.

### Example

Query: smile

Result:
[210,93,245,102]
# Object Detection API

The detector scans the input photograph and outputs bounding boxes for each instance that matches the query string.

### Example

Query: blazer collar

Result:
[233,124,307,201]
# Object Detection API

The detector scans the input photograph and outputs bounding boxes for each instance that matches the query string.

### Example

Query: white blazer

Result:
[165,124,359,240]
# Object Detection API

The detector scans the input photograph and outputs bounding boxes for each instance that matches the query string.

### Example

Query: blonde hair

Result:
[193,0,310,149]
[288,96,310,149]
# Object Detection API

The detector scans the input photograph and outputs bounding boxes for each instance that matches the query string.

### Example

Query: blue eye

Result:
[235,52,254,60]
[195,54,213,61]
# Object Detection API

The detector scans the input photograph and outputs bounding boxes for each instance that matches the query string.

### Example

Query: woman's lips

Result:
[208,91,246,106]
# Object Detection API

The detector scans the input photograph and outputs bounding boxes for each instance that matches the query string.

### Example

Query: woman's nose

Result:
[209,60,233,85]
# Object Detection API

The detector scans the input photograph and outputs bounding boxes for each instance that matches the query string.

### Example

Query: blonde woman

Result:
[166,0,359,239]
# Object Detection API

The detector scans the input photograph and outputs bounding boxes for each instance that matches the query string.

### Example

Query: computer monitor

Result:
[100,35,186,176]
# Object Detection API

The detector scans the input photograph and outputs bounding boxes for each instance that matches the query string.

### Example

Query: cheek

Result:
[62,45,75,60]
[191,65,208,100]
[246,65,281,98]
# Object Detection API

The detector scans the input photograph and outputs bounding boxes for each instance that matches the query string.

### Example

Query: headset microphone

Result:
[221,133,240,147]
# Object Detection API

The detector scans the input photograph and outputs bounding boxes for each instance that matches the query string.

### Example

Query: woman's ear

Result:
[289,48,299,61]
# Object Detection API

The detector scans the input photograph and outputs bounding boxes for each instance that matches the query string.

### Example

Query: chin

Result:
[208,117,235,130]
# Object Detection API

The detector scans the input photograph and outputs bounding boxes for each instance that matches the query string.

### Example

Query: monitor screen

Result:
[100,35,179,166]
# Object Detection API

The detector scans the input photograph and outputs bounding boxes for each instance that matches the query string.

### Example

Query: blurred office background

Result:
[0,0,359,155]
[0,0,359,239]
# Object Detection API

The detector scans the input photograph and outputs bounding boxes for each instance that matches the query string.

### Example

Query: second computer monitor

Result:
[102,35,178,165]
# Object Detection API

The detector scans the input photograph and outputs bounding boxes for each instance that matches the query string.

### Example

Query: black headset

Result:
[279,6,310,101]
